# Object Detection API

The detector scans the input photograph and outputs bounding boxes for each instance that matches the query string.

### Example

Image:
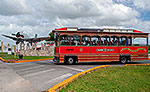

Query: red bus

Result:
[53,27,149,64]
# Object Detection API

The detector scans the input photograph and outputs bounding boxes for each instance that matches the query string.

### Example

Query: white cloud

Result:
[0,0,33,16]
[133,0,150,10]
[0,0,150,45]
[34,0,101,19]
[115,0,150,10]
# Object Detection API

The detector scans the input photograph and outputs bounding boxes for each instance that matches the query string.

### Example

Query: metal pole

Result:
[147,37,149,46]
[14,46,16,58]
[1,42,3,52]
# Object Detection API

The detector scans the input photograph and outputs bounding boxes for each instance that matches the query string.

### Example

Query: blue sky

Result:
[140,11,150,21]
[0,0,150,46]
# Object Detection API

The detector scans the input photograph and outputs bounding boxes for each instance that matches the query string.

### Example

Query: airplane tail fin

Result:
[35,34,37,38]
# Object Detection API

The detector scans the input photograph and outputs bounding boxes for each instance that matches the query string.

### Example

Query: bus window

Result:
[111,36,118,46]
[133,38,147,46]
[71,35,80,46]
[128,36,132,46]
[101,36,110,46]
[120,36,127,46]
[60,35,70,45]
[91,36,100,46]
[82,35,91,46]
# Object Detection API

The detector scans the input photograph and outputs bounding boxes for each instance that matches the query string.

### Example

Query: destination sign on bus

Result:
[96,48,114,52]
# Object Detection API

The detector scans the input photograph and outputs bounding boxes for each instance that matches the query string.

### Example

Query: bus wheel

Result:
[120,57,127,64]
[66,57,74,65]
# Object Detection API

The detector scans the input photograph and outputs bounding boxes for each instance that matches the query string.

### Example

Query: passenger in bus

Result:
[122,40,127,46]
[82,41,85,45]
[86,41,90,46]
[71,36,76,45]
[121,40,125,45]
[61,36,69,45]
[86,38,91,46]
[93,40,99,46]
[82,37,86,45]
[111,39,118,46]
[104,39,108,45]
[60,37,65,45]
[65,40,69,45]
[92,40,97,46]
[74,40,79,46]
[114,40,118,45]
[71,40,75,45]
[100,40,103,45]
[111,39,115,45]
[97,40,100,46]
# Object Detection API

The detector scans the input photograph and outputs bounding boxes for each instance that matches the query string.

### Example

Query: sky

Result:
[0,0,150,45]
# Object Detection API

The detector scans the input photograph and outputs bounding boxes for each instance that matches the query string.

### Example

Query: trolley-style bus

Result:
[53,27,149,64]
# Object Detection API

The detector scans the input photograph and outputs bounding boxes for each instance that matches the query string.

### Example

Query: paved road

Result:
[7,60,150,91]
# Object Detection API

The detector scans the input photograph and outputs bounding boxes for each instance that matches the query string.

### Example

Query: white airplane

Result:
[2,31,50,45]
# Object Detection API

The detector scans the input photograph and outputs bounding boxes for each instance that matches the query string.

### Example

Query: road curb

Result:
[48,63,150,92]
[0,57,5,62]
[48,65,111,92]
[125,63,150,66]
[0,57,53,63]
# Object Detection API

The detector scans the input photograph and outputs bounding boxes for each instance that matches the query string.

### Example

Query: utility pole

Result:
[1,42,3,52]
[14,46,16,58]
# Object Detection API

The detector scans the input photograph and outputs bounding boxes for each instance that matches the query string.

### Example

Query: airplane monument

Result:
[2,32,54,56]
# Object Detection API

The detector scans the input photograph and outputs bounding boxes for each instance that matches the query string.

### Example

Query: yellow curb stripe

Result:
[125,64,150,66]
[48,62,150,92]
[14,58,53,63]
[48,65,111,92]
[0,57,53,63]
[0,57,5,62]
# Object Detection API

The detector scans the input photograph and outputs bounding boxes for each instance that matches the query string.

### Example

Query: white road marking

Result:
[9,63,36,68]
[44,73,73,84]
[23,69,55,77]
[59,66,84,72]
[16,65,45,72]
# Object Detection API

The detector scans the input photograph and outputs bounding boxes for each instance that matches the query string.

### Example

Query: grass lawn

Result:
[60,66,150,92]
[0,52,53,60]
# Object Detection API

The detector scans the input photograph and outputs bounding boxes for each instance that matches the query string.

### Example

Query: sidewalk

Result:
[0,57,53,63]
[0,61,38,92]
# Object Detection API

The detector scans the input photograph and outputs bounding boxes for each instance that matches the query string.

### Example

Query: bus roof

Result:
[54,27,148,34]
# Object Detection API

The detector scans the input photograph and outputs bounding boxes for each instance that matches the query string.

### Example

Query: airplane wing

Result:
[2,34,18,40]
[24,37,49,42]
[2,34,50,43]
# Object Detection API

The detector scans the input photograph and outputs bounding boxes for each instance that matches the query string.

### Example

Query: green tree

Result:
[45,32,54,41]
